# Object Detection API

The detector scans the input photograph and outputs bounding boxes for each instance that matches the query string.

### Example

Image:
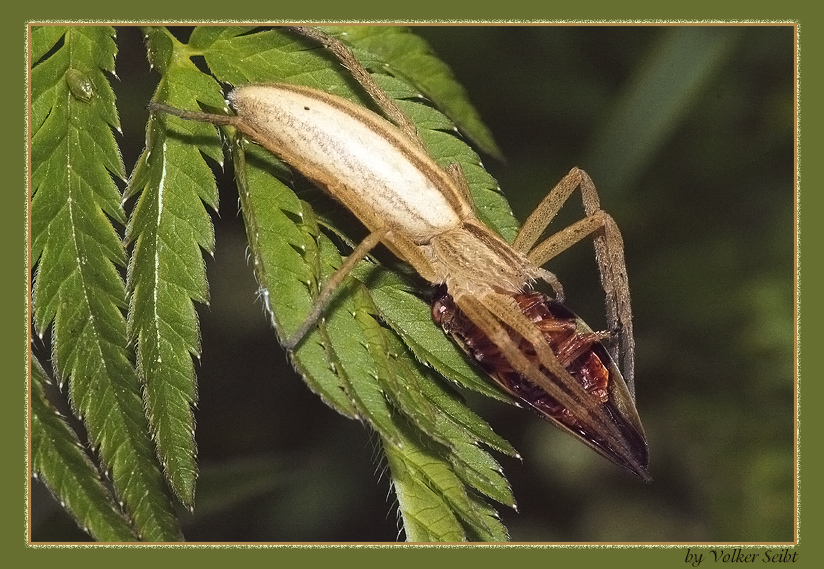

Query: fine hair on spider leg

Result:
[147,25,648,480]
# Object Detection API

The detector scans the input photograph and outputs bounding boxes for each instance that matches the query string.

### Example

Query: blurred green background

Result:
[31,26,795,542]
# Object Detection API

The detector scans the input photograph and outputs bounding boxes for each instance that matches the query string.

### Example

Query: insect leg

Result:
[285,227,391,350]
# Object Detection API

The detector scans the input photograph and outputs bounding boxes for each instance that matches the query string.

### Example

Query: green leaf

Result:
[364,268,514,403]
[137,25,519,541]
[225,26,519,541]
[238,130,518,526]
[124,27,227,507]
[350,278,515,504]
[235,141,358,418]
[385,422,509,542]
[31,354,140,542]
[29,25,181,541]
[188,26,257,51]
[375,316,516,509]
[311,233,406,446]
[31,26,68,67]
[324,26,505,161]
[386,440,466,542]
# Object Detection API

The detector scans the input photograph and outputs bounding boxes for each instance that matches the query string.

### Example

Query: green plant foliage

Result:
[30,25,530,542]
[30,25,182,541]
[123,27,226,508]
[207,27,522,539]
[384,422,508,542]
[31,355,139,542]
[28,24,795,545]
[234,142,361,418]
[331,26,504,162]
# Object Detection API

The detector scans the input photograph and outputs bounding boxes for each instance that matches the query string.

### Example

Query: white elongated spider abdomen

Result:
[229,84,463,243]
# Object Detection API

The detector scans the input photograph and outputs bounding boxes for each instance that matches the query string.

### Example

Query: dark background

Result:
[31,25,795,542]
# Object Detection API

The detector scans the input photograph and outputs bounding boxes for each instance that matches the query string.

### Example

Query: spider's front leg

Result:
[513,168,635,396]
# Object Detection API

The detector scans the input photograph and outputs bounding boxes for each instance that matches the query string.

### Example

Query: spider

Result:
[149,26,649,480]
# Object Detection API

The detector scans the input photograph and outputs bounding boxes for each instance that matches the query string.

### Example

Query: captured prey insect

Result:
[149,26,649,480]
[432,287,648,478]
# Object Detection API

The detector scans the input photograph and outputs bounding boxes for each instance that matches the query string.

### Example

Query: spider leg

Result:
[512,167,589,254]
[285,227,390,350]
[443,163,476,212]
[512,168,635,397]
[286,26,425,152]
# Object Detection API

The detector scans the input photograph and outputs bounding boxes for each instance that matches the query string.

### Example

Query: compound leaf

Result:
[123,25,519,542]
[191,26,518,541]
[30,25,181,541]
[31,354,139,542]
[124,26,227,507]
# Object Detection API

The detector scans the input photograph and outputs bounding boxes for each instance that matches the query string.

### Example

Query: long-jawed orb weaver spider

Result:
[149,26,649,481]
